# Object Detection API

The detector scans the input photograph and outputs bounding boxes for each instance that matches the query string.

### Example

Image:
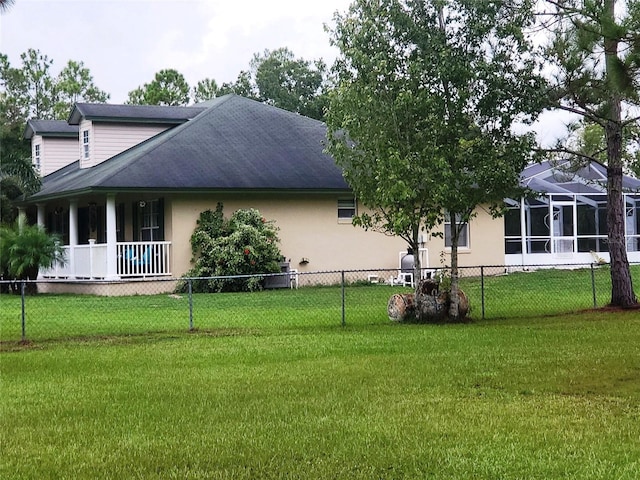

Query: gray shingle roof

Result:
[67,103,207,125]
[29,95,349,200]
[24,120,79,139]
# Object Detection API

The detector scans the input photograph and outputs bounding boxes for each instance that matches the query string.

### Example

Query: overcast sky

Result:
[1,0,571,145]
[1,0,352,103]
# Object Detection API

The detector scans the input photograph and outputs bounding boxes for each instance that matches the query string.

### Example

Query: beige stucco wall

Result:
[166,193,411,278]
[424,206,505,269]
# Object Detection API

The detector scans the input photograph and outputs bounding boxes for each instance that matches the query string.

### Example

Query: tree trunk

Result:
[604,0,637,307]
[448,236,460,320]
[606,153,636,307]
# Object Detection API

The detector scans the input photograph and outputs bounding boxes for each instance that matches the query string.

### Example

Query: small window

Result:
[338,198,356,221]
[82,130,89,159]
[444,213,469,248]
[33,144,41,172]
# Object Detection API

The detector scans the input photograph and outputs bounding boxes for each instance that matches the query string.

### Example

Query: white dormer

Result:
[68,103,207,169]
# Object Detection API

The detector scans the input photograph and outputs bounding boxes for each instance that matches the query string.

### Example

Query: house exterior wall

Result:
[79,121,171,168]
[424,207,505,269]
[166,194,411,278]
[36,136,79,176]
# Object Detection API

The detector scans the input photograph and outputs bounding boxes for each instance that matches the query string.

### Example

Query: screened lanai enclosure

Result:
[504,161,640,266]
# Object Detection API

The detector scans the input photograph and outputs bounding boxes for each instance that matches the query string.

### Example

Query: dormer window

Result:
[33,144,41,172]
[82,130,89,159]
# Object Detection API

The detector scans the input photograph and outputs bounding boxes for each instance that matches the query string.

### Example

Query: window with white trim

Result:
[444,213,469,248]
[140,200,161,241]
[338,198,356,221]
[82,130,89,159]
[33,144,41,172]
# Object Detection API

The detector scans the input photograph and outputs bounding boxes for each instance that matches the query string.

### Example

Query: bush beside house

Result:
[180,203,282,292]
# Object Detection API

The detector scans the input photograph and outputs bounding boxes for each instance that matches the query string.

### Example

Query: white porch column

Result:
[69,199,78,278]
[36,204,45,228]
[17,207,26,231]
[520,197,527,265]
[105,194,118,280]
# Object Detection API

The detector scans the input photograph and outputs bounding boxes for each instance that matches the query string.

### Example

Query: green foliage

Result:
[53,60,109,118]
[126,68,190,106]
[0,143,40,224]
[191,77,220,103]
[181,203,282,292]
[218,70,258,99]
[0,49,109,121]
[0,217,64,293]
[251,47,329,120]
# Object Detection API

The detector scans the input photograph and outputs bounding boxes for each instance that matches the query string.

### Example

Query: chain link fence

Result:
[0,263,629,345]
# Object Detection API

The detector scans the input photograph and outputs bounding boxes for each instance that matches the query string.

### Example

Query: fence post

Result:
[188,279,194,331]
[21,281,26,342]
[341,271,346,327]
[480,266,485,320]
[590,264,597,308]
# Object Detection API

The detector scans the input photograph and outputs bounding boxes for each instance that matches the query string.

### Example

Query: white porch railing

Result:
[117,241,171,278]
[41,241,172,279]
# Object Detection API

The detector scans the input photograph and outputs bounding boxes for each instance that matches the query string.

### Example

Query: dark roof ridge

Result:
[24,119,79,139]
[68,102,208,125]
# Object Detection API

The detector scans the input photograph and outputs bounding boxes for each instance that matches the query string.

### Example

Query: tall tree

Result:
[251,47,329,120]
[540,0,640,307]
[53,60,109,118]
[192,78,220,103]
[126,69,190,106]
[218,70,258,99]
[327,0,544,320]
[1,49,55,120]
[1,50,110,121]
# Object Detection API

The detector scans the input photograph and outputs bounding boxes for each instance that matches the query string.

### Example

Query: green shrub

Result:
[0,216,65,294]
[179,203,282,292]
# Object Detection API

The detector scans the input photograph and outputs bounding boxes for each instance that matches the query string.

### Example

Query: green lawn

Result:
[0,265,627,343]
[2,309,639,479]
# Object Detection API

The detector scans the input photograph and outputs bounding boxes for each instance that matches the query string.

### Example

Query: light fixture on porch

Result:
[139,201,146,208]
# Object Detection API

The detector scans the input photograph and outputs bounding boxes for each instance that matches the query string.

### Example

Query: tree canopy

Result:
[327,0,545,320]
[251,47,329,120]
[126,68,191,106]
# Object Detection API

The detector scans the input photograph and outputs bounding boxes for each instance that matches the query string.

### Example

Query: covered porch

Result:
[42,241,172,279]
[34,194,172,280]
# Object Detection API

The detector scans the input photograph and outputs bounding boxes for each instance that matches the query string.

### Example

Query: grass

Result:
[0,264,629,343]
[1,309,639,479]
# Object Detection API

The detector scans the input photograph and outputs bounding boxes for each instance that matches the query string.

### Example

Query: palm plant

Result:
[0,0,15,14]
[0,217,64,294]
